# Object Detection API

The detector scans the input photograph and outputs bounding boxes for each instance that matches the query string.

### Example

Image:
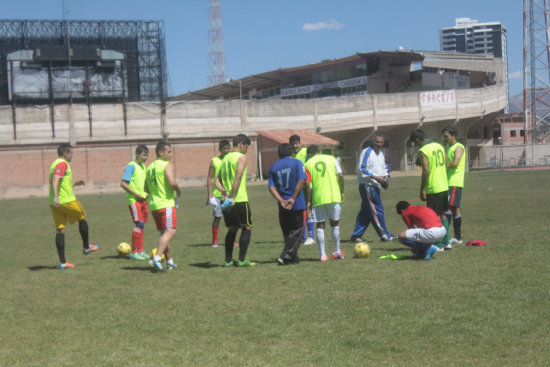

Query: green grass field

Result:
[1,170,549,366]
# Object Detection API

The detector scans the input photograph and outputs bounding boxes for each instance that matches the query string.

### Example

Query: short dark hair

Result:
[136,144,149,155]
[155,141,171,156]
[307,145,319,156]
[372,134,384,142]
[409,129,426,144]
[396,201,410,214]
[219,139,230,150]
[57,143,72,156]
[278,143,292,158]
[289,134,301,144]
[442,126,457,137]
[233,134,251,147]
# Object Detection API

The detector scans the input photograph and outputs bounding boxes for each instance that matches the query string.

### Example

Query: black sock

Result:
[225,231,237,262]
[79,220,89,249]
[453,216,462,240]
[238,229,251,262]
[56,233,66,263]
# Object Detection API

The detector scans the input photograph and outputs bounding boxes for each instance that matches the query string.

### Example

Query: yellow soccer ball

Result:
[117,242,131,257]
[353,241,371,258]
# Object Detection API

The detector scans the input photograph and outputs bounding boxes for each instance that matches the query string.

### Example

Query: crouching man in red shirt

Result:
[396,201,446,260]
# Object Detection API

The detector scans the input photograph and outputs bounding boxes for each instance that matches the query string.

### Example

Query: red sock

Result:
[212,227,219,242]
[132,227,143,253]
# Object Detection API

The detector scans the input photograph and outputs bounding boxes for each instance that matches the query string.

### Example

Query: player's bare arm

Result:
[420,152,429,201]
[206,160,215,199]
[165,162,181,196]
[120,180,147,202]
[51,175,61,207]
[450,146,464,168]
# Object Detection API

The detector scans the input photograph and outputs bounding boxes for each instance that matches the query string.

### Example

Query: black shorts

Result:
[448,186,462,208]
[223,201,252,228]
[426,191,449,216]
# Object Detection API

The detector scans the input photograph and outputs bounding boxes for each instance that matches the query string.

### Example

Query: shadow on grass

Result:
[101,255,128,260]
[187,243,216,247]
[121,266,155,272]
[28,265,58,271]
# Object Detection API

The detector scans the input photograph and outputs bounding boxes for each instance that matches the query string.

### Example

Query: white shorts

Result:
[312,203,341,223]
[405,226,446,244]
[209,196,222,218]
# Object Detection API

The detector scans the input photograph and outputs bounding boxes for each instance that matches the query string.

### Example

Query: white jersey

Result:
[356,147,389,188]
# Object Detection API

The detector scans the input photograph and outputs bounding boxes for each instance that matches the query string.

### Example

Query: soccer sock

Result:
[56,233,66,263]
[316,228,326,257]
[224,231,237,262]
[78,220,89,249]
[442,217,450,245]
[453,215,462,240]
[238,229,251,261]
[444,210,452,225]
[307,218,315,239]
[331,226,341,253]
[212,227,219,243]
[132,226,142,253]
[153,255,162,262]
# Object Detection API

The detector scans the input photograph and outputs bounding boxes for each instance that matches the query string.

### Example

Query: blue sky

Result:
[3,0,522,97]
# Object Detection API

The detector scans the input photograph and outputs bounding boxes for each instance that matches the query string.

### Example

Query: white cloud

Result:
[302,19,345,31]
[508,70,522,79]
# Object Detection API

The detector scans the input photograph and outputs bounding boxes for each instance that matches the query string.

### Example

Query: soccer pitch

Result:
[1,170,549,366]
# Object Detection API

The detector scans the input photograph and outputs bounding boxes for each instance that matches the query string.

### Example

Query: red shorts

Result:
[152,207,177,232]
[129,201,149,223]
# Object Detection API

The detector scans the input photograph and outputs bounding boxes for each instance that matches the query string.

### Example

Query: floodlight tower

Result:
[523,0,550,144]
[207,0,226,86]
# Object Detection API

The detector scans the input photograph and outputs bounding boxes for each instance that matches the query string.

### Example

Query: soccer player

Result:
[268,143,308,265]
[289,134,315,246]
[395,201,444,260]
[206,139,231,247]
[304,145,345,262]
[216,134,255,267]
[442,126,465,247]
[145,141,181,273]
[120,144,150,260]
[409,129,450,250]
[350,134,396,243]
[49,143,99,269]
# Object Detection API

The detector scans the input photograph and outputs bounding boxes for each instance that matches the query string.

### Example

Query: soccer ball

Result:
[117,242,131,257]
[149,248,166,266]
[353,241,371,258]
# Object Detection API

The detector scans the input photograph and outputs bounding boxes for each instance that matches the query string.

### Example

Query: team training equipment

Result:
[117,242,131,257]
[353,241,371,258]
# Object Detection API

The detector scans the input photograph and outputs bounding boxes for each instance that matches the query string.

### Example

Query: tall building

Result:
[440,18,507,64]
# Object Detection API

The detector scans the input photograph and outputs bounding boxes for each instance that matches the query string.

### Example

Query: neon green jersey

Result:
[293,147,308,164]
[447,142,465,188]
[146,159,176,211]
[219,151,248,203]
[125,161,147,205]
[305,154,342,206]
[419,141,449,194]
[49,158,76,205]
[211,156,223,198]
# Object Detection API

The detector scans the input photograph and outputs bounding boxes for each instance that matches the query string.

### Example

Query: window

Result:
[510,130,516,137]
[520,130,525,137]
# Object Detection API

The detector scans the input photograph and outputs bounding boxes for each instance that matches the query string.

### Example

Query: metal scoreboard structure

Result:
[0,19,168,105]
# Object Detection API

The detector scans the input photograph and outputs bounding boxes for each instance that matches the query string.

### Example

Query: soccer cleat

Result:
[388,235,398,241]
[320,255,329,262]
[277,257,285,265]
[130,253,146,260]
[444,243,453,250]
[167,262,177,270]
[349,235,364,243]
[435,246,445,252]
[236,258,256,267]
[139,252,150,259]
[304,237,315,246]
[332,252,344,260]
[223,260,235,267]
[449,238,463,245]
[212,241,219,248]
[152,259,167,273]
[424,245,438,260]
[381,234,398,242]
[83,244,99,255]
[59,262,75,269]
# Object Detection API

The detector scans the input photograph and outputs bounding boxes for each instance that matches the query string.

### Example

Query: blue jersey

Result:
[268,157,307,211]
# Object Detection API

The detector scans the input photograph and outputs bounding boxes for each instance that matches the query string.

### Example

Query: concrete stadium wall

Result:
[0,83,507,199]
